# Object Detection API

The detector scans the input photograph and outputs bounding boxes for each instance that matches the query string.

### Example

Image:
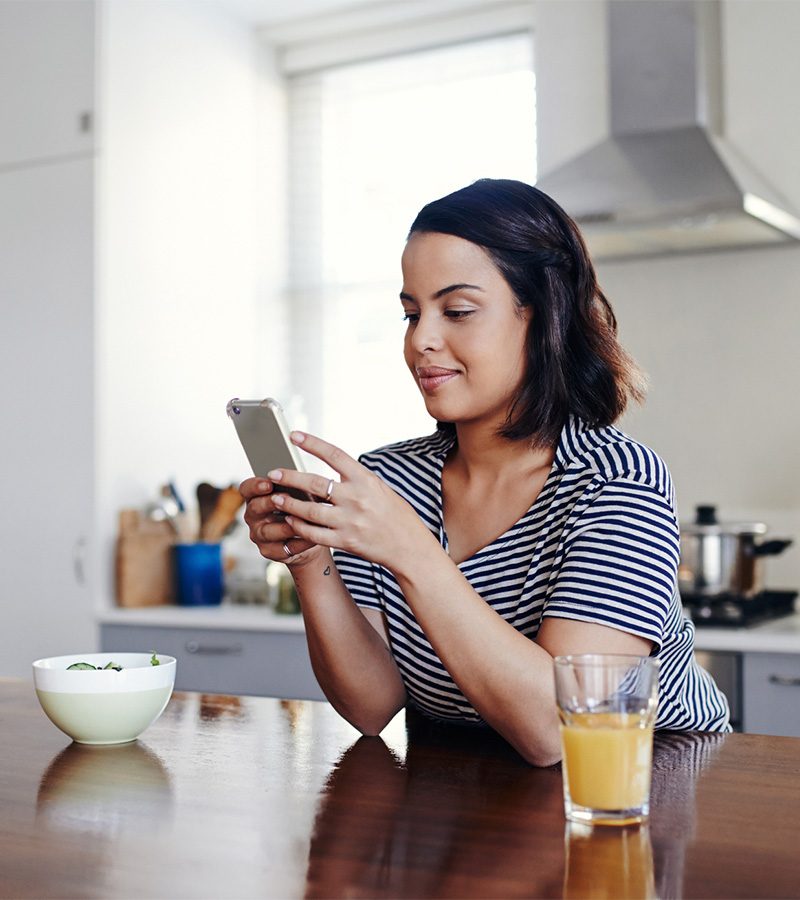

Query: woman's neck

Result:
[449,421,555,487]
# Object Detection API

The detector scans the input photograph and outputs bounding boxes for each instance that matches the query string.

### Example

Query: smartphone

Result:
[227,398,312,500]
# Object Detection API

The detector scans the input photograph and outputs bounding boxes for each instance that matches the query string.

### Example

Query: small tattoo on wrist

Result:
[323,565,331,576]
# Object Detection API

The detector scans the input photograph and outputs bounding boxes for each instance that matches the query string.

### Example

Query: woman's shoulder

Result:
[558,416,673,496]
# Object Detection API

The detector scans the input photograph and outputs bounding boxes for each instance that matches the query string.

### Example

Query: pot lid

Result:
[681,505,768,536]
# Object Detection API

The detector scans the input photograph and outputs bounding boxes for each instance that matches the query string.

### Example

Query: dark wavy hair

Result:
[408,178,646,449]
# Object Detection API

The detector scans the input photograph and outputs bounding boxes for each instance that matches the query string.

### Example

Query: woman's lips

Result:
[416,367,459,392]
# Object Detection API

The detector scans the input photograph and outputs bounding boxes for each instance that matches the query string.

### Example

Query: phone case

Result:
[227,398,306,477]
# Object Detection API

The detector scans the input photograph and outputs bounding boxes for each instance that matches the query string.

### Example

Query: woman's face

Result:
[400,231,531,430]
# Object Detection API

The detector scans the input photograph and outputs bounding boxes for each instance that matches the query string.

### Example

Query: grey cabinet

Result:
[695,650,742,730]
[101,624,326,701]
[743,653,800,737]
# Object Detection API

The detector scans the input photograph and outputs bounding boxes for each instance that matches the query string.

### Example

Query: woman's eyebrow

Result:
[399,283,485,302]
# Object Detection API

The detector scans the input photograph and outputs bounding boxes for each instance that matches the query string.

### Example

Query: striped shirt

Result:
[333,415,731,732]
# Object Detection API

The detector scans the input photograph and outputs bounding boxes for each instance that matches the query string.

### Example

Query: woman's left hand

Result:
[267,431,432,570]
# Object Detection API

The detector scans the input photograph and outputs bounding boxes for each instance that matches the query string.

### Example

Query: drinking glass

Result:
[554,654,659,826]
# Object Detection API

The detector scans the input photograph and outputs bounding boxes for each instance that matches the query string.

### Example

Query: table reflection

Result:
[563,822,655,899]
[36,740,173,836]
[305,722,565,899]
[650,730,726,899]
[198,693,246,721]
[305,721,727,899]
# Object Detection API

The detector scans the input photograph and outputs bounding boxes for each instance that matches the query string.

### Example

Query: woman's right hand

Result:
[239,477,323,568]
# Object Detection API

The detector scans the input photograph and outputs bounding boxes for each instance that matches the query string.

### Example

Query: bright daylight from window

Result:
[288,32,536,458]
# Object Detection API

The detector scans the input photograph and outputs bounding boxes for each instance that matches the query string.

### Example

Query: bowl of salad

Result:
[32,652,176,745]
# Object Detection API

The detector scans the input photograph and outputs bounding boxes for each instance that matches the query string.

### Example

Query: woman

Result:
[241,179,730,766]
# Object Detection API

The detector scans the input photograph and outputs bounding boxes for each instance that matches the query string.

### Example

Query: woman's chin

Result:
[421,398,457,422]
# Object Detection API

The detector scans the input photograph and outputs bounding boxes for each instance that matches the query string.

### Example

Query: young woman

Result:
[241,179,730,766]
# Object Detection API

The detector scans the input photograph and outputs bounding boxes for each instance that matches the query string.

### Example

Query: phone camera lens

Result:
[232,406,241,415]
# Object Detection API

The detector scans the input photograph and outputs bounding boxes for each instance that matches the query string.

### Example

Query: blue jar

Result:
[174,543,223,606]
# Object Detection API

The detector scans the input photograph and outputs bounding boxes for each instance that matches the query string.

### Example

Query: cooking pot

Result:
[678,505,793,599]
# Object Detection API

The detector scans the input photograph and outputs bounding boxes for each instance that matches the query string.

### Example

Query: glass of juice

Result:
[554,654,659,826]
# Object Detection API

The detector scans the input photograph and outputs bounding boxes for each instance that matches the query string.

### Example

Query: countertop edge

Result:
[96,605,306,633]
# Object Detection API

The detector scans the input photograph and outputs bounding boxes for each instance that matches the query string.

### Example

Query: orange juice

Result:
[560,712,653,812]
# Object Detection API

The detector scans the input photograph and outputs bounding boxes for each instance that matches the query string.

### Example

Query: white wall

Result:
[96,0,287,603]
[538,0,800,589]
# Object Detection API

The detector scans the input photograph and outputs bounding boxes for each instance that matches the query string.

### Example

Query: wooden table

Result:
[1,679,798,899]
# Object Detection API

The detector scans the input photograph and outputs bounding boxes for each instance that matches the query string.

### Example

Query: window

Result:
[286,32,536,457]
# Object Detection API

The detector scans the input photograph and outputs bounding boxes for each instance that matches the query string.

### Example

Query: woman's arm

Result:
[240,479,406,734]
[390,540,650,766]
[291,551,407,734]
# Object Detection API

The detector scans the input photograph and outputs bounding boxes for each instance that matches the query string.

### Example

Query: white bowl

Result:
[33,652,176,745]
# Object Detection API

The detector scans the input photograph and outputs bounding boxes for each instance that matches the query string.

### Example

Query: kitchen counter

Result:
[98,603,800,652]
[1,679,799,899]
[98,602,305,632]
[690,609,800,654]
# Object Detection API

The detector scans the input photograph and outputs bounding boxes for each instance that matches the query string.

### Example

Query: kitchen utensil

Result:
[200,485,245,542]
[679,505,793,598]
[168,480,185,513]
[196,482,221,537]
[173,543,223,606]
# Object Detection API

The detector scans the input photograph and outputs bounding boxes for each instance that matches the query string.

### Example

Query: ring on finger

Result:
[282,542,293,559]
[324,478,335,503]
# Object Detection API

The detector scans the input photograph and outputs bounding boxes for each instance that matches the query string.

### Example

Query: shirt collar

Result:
[553,414,592,471]
[430,416,588,468]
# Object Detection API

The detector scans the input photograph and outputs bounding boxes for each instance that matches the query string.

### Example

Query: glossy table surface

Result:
[1,678,799,899]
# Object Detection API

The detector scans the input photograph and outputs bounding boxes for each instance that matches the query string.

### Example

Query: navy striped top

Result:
[334,416,731,731]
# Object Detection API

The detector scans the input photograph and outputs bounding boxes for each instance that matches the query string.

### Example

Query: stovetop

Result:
[683,589,798,628]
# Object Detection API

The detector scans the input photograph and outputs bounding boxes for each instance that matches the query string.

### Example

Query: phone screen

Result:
[227,398,312,501]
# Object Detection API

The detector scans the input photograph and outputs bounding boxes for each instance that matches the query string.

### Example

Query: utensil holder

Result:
[174,543,223,606]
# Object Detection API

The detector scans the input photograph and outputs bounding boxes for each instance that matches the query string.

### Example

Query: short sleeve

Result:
[542,477,680,650]
[332,547,382,611]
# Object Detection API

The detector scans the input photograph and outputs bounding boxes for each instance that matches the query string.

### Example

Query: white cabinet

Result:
[0,0,96,676]
[743,653,800,738]
[0,0,94,167]
[0,156,96,674]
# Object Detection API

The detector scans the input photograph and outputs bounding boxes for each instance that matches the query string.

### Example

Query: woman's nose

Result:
[410,312,443,352]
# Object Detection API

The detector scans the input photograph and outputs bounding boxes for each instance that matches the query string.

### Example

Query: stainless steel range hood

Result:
[536,0,800,260]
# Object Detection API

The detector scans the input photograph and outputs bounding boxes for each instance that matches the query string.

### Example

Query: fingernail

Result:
[273,493,285,506]
[268,469,282,481]
[258,481,269,491]
[290,431,305,444]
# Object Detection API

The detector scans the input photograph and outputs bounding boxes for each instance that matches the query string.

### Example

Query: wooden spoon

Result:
[201,485,245,543]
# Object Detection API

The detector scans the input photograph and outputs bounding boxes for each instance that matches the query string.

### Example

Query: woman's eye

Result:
[402,313,419,323]
[444,309,475,320]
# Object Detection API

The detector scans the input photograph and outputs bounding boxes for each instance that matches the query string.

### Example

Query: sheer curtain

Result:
[287,32,536,457]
